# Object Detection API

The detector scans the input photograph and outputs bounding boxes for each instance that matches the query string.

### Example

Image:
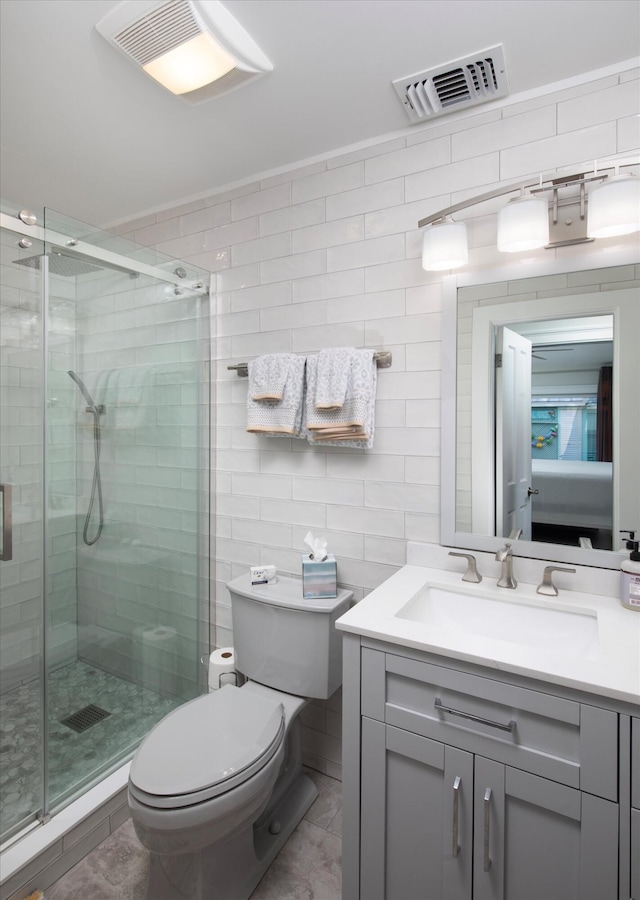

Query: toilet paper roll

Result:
[208,646,237,690]
[133,624,178,696]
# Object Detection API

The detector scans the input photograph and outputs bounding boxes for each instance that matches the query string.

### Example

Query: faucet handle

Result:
[536,565,576,596]
[448,551,482,583]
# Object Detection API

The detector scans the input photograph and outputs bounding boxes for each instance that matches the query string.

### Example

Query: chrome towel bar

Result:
[227,350,392,377]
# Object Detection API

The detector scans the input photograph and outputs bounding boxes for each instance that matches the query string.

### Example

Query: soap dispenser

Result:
[620,530,640,611]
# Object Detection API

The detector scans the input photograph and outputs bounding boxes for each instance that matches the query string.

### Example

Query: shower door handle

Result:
[0,484,13,561]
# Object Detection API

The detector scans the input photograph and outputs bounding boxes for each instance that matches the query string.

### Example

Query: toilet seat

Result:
[129,685,284,810]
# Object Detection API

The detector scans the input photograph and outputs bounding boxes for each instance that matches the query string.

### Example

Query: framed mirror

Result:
[441,250,640,569]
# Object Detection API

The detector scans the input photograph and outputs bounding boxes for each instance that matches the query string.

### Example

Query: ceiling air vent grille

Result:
[393,46,509,124]
[114,0,202,67]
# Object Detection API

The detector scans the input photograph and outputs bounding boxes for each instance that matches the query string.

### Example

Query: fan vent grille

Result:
[393,46,508,123]
[114,0,202,66]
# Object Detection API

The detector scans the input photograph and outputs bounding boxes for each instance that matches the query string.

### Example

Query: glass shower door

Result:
[1,205,210,844]
[42,209,210,814]
[0,223,46,842]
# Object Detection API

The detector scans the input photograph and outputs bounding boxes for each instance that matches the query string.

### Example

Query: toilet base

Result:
[143,769,318,900]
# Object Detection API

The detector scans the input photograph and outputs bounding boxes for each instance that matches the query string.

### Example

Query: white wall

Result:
[115,64,640,778]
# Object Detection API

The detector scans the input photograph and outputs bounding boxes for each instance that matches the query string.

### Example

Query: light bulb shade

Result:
[497,195,549,252]
[143,32,236,94]
[421,220,468,271]
[587,174,640,238]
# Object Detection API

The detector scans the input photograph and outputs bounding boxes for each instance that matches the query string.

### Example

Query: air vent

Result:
[114,0,202,67]
[393,45,509,124]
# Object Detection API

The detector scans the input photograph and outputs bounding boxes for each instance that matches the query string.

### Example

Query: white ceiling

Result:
[1,0,638,228]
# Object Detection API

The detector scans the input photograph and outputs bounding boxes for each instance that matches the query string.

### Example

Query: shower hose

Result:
[68,370,104,545]
[83,405,104,546]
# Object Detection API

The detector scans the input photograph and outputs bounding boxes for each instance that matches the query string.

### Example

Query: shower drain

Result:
[60,704,111,733]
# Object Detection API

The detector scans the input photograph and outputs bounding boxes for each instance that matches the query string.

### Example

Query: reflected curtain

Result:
[596,365,612,461]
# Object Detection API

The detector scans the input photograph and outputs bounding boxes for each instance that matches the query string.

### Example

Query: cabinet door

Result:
[632,809,640,900]
[360,717,473,900]
[473,757,619,900]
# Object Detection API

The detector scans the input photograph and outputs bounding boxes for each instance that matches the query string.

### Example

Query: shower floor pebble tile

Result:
[45,768,343,900]
[0,661,180,838]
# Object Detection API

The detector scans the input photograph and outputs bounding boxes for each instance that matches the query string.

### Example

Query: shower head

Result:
[15,251,104,277]
[68,371,96,408]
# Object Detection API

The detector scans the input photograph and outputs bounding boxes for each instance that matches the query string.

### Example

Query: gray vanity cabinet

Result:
[344,639,623,900]
[471,756,617,900]
[360,717,473,900]
[632,717,640,900]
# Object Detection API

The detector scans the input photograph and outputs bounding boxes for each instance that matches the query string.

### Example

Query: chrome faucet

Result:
[536,565,576,596]
[448,551,482,583]
[495,543,517,589]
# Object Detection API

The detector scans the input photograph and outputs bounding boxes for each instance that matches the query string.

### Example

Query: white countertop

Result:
[336,565,640,706]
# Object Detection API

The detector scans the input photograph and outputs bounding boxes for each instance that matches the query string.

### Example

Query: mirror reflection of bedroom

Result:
[502,315,613,550]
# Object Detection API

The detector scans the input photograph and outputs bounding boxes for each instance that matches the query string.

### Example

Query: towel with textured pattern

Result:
[304,350,377,448]
[315,347,354,409]
[249,353,298,400]
[246,354,306,436]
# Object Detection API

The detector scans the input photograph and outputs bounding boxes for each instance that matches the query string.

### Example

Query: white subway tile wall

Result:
[72,274,206,701]
[115,67,639,779]
[0,232,84,689]
[1,232,47,688]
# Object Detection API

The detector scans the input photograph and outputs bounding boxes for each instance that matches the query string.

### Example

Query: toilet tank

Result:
[226,574,353,699]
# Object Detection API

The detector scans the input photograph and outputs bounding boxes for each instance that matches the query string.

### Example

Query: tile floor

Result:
[0,662,180,840]
[44,768,342,899]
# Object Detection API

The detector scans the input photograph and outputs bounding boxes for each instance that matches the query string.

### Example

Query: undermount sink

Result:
[395,584,599,656]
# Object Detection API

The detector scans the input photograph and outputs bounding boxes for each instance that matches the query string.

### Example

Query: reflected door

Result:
[496,327,532,541]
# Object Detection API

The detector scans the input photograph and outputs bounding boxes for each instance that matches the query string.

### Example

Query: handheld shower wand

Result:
[68,371,104,545]
[67,370,97,408]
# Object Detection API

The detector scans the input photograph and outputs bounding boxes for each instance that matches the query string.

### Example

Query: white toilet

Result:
[128,573,352,900]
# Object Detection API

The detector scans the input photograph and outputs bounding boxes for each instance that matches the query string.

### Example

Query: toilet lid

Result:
[129,685,284,802]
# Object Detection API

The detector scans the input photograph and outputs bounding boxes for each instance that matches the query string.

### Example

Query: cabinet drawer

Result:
[361,647,618,801]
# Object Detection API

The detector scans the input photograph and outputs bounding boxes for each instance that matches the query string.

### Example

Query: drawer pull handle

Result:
[434,698,516,733]
[483,787,492,872]
[452,775,461,858]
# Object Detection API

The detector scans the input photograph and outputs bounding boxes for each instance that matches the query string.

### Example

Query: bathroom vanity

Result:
[337,565,640,900]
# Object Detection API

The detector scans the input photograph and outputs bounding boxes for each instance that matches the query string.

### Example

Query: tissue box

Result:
[302,553,337,599]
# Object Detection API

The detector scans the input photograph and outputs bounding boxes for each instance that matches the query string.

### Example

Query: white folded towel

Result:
[315,347,354,409]
[249,353,298,401]
[304,350,377,448]
[246,354,306,436]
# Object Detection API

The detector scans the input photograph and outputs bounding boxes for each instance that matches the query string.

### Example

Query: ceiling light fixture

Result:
[96,0,272,104]
[418,158,639,272]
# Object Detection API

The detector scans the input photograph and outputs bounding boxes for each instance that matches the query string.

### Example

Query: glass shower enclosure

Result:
[0,205,210,845]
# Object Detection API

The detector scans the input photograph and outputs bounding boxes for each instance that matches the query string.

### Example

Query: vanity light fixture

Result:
[418,158,640,271]
[421,217,468,271]
[96,0,272,104]
[587,169,640,238]
[496,191,549,253]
